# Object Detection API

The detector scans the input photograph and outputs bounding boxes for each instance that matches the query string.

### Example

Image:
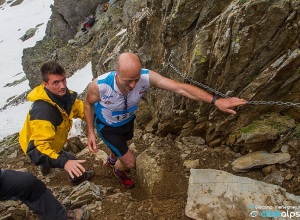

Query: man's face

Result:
[116,53,142,92]
[117,74,140,92]
[43,74,67,96]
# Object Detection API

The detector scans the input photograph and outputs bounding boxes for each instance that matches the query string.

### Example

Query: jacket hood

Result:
[27,84,52,103]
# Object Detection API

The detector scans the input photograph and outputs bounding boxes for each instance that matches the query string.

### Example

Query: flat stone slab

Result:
[185,169,300,220]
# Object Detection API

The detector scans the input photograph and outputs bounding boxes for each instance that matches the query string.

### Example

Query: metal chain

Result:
[167,62,230,98]
[161,60,300,108]
[246,100,300,107]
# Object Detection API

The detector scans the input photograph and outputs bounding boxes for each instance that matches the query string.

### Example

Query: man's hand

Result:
[214,97,247,114]
[87,132,99,153]
[64,160,86,179]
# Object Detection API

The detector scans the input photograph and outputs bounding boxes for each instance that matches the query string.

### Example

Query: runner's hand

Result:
[215,97,247,114]
[87,132,99,153]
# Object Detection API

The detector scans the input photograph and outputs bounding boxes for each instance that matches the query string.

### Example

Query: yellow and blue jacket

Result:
[19,84,85,168]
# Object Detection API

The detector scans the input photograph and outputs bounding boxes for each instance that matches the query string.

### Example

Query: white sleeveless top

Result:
[94,69,150,127]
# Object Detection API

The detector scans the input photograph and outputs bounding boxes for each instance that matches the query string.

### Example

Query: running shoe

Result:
[70,170,95,185]
[113,168,134,189]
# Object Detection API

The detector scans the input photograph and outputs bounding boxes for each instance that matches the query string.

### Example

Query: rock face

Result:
[46,0,104,42]
[22,0,300,151]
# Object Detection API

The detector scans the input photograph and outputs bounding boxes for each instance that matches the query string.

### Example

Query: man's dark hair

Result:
[40,61,65,82]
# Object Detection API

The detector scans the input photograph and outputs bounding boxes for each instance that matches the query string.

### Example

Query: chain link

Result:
[160,59,300,108]
[246,100,300,107]
[168,62,230,98]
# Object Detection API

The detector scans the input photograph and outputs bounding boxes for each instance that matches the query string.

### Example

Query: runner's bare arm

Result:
[149,70,246,114]
[84,78,101,153]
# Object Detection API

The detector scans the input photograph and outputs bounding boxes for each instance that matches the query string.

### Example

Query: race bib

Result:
[112,105,137,121]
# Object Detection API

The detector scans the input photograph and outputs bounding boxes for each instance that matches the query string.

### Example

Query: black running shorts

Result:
[95,117,135,157]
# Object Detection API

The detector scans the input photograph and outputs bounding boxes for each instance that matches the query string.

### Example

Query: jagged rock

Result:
[135,99,153,129]
[183,159,199,169]
[285,173,293,181]
[136,145,165,197]
[263,170,285,186]
[144,118,158,133]
[19,27,38,42]
[63,181,101,209]
[287,137,300,151]
[64,136,85,153]
[181,136,206,146]
[46,0,101,42]
[231,151,291,172]
[0,208,27,220]
[22,38,92,88]
[228,113,296,153]
[262,164,277,176]
[10,0,23,7]
[93,148,109,165]
[281,144,290,153]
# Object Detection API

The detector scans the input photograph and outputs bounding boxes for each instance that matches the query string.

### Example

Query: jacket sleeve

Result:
[26,120,68,168]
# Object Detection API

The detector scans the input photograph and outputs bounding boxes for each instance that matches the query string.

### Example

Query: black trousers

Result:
[0,169,67,220]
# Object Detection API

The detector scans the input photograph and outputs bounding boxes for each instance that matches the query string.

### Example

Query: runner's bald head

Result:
[116,53,141,78]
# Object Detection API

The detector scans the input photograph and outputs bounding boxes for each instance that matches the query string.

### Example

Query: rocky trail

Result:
[1,128,300,219]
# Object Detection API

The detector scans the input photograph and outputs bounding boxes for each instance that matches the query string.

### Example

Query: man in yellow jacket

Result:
[19,60,94,185]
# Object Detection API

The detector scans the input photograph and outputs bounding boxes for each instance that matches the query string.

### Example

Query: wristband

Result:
[210,94,219,105]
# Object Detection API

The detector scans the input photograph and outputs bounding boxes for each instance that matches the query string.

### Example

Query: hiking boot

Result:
[67,208,89,220]
[70,170,95,185]
[113,168,134,189]
[40,166,51,176]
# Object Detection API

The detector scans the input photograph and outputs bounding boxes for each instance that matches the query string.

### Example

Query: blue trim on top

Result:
[97,71,116,90]
[141,69,149,74]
